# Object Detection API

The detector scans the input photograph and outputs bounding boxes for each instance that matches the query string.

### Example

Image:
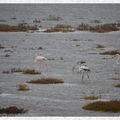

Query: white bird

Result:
[34,56,47,71]
[79,65,90,72]
[79,65,90,81]
[72,61,91,81]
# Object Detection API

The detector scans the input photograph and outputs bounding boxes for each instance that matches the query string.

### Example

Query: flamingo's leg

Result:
[72,66,75,72]
[44,61,47,68]
[82,71,84,81]
[38,61,42,72]
[39,61,47,73]
[86,72,90,80]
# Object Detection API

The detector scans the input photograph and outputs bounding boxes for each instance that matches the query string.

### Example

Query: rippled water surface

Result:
[0,4,120,116]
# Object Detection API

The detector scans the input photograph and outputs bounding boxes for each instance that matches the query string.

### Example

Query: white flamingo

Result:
[34,56,47,72]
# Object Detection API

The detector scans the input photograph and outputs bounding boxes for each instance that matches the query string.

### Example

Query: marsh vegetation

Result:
[27,78,64,84]
[0,106,27,114]
[83,100,120,112]
[2,68,41,75]
[0,23,38,32]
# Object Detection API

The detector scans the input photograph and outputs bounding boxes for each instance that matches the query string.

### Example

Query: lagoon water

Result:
[0,4,120,116]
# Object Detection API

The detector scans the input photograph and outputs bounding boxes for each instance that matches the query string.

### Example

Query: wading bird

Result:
[114,54,120,79]
[72,61,91,81]
[34,56,47,71]
[116,54,120,64]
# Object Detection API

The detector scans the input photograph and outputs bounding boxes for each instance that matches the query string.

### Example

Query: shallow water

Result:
[0,4,120,116]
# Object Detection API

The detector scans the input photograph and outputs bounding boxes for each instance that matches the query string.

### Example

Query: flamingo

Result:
[116,54,120,64]
[34,56,47,72]
[113,53,120,78]
[72,61,91,81]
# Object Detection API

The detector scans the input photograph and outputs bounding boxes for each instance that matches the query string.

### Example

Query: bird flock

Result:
[35,53,120,82]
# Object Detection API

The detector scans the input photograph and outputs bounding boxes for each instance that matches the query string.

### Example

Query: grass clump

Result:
[45,24,75,32]
[17,84,29,91]
[37,46,44,50]
[82,96,99,100]
[27,78,64,84]
[22,69,41,75]
[100,50,120,55]
[11,68,23,73]
[82,100,120,112]
[2,70,10,74]
[4,54,10,57]
[0,44,5,49]
[0,106,27,114]
[30,46,45,50]
[114,84,120,88]
[112,77,120,80]
[77,22,120,33]
[96,44,105,48]
[2,68,22,74]
[0,23,38,32]
[2,68,41,75]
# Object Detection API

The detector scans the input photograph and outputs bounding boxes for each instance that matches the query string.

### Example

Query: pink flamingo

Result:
[34,56,47,72]
[116,54,120,64]
[114,53,120,78]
